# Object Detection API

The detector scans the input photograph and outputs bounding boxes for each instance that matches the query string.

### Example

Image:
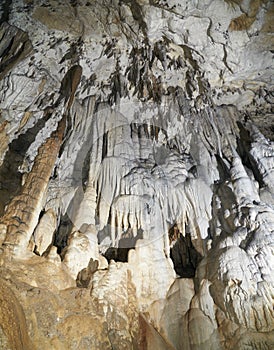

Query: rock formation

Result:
[0,0,273,349]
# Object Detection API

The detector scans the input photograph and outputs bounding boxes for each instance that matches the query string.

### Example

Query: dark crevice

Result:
[169,224,202,278]
[121,0,147,38]
[0,0,12,25]
[215,153,230,182]
[57,65,82,104]
[0,22,33,80]
[102,231,142,263]
[104,238,137,263]
[0,114,50,216]
[57,65,83,156]
[108,61,129,105]
[82,145,92,191]
[102,131,108,161]
[180,45,199,71]
[0,40,28,73]
[222,44,234,74]
[104,247,130,263]
[54,213,73,255]
[236,121,265,187]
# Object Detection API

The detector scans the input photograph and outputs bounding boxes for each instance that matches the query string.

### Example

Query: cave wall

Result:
[0,0,273,349]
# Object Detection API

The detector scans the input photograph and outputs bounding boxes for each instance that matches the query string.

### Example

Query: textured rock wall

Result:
[0,0,273,349]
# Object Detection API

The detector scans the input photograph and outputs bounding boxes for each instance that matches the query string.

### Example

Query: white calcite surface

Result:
[0,0,273,349]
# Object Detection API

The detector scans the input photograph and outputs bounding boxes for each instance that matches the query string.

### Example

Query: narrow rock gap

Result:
[236,121,265,187]
[215,153,231,182]
[54,213,73,255]
[82,146,91,191]
[0,114,50,216]
[169,224,202,278]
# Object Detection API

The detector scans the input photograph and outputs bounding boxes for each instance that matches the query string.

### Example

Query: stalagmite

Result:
[0,116,65,257]
[33,208,57,256]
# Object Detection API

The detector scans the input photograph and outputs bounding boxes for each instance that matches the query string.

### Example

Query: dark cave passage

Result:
[169,224,202,278]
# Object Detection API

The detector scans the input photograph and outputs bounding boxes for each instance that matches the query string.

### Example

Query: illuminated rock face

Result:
[0,0,273,349]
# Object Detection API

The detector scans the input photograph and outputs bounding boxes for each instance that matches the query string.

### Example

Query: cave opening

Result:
[104,246,130,263]
[54,213,74,255]
[169,224,202,278]
[102,229,142,263]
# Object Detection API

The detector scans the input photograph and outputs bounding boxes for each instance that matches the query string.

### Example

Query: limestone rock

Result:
[0,0,273,349]
[76,258,99,288]
[0,279,33,350]
[33,208,56,255]
[62,230,99,280]
[0,117,66,258]
[128,240,176,309]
